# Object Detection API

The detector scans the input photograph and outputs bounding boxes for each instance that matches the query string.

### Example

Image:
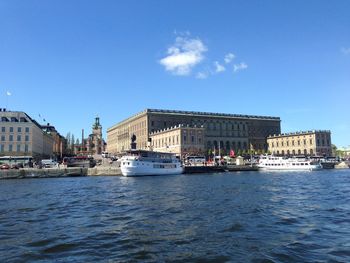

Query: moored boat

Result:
[120,150,183,177]
[258,155,322,171]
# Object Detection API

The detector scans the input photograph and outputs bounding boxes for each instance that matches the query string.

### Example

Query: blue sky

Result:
[0,0,349,147]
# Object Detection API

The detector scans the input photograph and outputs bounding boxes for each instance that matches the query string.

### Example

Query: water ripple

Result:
[0,170,350,262]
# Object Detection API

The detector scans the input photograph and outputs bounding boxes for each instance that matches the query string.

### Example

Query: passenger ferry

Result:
[258,155,322,171]
[120,150,183,177]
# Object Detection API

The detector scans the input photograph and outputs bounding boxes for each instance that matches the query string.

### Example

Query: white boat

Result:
[258,155,322,171]
[120,150,183,177]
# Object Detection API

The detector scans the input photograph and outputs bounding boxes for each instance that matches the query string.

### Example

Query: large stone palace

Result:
[107,109,281,157]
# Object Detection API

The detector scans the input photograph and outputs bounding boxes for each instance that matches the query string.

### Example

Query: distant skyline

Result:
[0,1,349,147]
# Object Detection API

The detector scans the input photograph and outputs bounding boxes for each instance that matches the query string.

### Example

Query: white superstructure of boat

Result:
[120,150,183,177]
[258,155,322,171]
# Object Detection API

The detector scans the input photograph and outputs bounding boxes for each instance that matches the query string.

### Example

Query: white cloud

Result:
[341,47,350,55]
[214,61,225,73]
[196,72,208,79]
[159,36,207,75]
[233,62,248,73]
[224,53,235,64]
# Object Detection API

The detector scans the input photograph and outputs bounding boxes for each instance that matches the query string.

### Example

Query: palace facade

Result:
[149,124,205,157]
[107,109,281,157]
[267,130,332,156]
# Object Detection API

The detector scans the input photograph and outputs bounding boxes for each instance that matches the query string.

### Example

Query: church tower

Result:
[92,116,103,154]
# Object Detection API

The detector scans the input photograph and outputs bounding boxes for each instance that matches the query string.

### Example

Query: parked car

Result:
[41,159,58,168]
[0,163,10,170]
[10,164,19,169]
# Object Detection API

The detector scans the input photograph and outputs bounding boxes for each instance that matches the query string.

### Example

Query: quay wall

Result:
[87,167,122,176]
[0,168,88,179]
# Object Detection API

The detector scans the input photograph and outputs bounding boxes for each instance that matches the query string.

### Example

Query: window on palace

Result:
[17,135,21,141]
[1,135,4,141]
[1,127,5,132]
[17,144,21,152]
[9,135,13,141]
[9,127,13,132]
[9,144,12,151]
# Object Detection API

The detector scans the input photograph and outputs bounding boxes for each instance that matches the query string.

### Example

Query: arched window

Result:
[226,141,230,150]
[304,149,307,155]
[298,149,301,155]
[292,150,295,155]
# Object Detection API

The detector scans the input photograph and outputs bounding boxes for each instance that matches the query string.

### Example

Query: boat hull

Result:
[121,165,183,177]
[258,165,322,171]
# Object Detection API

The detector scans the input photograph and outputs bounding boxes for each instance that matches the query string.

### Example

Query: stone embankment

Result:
[0,165,122,179]
[87,166,122,176]
[0,167,88,179]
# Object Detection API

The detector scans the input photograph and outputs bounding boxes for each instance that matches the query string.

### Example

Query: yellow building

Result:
[0,109,55,160]
[267,130,332,156]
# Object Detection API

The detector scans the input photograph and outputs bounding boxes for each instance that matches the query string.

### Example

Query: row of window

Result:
[271,138,330,148]
[1,127,30,133]
[1,117,28,122]
[272,149,313,155]
[0,144,29,152]
[1,135,30,142]
[264,163,311,166]
[207,140,249,150]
